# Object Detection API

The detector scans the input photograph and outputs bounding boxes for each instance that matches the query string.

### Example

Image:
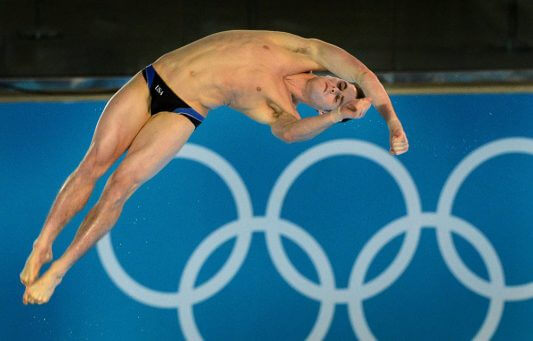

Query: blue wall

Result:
[1,93,532,340]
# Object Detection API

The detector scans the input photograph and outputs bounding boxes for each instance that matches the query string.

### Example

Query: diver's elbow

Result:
[273,130,296,144]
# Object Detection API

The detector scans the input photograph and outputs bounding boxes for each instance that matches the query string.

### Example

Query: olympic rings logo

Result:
[96,137,533,340]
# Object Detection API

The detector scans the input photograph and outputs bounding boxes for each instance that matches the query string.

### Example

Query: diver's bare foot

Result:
[23,266,63,305]
[20,244,53,287]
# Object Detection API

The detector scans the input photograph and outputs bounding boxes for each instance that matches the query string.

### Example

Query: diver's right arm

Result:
[269,98,371,143]
[270,111,336,143]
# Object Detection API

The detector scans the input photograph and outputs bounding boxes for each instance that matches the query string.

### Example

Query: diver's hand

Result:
[331,98,372,122]
[388,118,409,155]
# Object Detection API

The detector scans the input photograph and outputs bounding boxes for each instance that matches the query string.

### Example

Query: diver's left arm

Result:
[309,39,409,155]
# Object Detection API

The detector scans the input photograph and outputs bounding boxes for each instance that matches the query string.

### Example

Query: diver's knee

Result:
[78,144,116,180]
[102,170,140,207]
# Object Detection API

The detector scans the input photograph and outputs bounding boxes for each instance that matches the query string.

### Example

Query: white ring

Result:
[437,138,533,300]
[177,217,336,341]
[94,137,533,339]
[96,143,253,308]
[347,213,505,340]
[266,139,422,301]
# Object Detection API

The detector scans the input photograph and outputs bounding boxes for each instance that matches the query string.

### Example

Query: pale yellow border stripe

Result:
[0,93,113,102]
[1,83,533,102]
[387,83,533,94]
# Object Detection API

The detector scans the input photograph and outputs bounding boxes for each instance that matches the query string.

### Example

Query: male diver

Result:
[21,30,409,304]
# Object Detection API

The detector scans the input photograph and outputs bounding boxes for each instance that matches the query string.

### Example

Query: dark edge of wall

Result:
[1,70,533,102]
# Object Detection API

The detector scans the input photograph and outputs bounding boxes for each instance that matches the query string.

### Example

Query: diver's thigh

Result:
[87,72,151,165]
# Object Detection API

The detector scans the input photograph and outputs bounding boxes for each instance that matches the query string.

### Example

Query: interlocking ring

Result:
[96,137,533,340]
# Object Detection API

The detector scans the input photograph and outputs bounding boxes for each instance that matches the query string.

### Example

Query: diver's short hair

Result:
[353,82,366,99]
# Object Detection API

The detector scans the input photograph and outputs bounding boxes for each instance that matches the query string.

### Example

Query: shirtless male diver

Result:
[20,30,409,305]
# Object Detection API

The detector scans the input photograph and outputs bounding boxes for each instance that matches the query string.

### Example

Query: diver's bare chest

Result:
[228,81,292,124]
[230,82,269,106]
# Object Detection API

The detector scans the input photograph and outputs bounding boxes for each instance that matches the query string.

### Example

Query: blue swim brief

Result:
[142,64,204,128]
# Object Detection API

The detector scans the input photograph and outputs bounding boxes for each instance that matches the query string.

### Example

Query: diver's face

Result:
[307,75,358,112]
